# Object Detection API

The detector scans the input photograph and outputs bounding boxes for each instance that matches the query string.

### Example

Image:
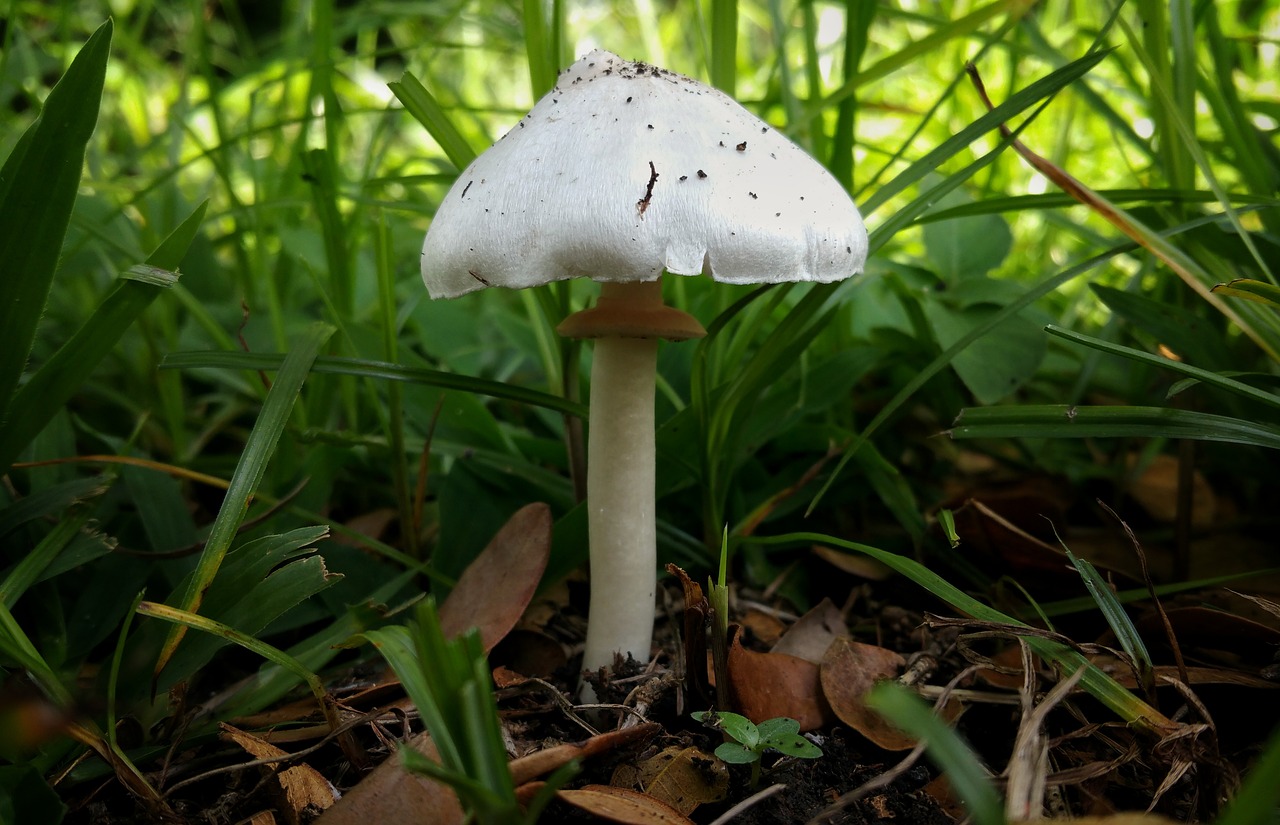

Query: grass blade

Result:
[0,203,207,473]
[866,683,1005,825]
[1046,325,1280,411]
[748,531,1177,737]
[160,351,588,418]
[0,19,112,418]
[948,405,1280,451]
[154,322,335,679]
[390,72,478,171]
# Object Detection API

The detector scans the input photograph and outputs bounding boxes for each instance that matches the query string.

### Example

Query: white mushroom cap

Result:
[421,49,868,299]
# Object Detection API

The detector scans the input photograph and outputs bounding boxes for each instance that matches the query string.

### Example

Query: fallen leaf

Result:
[770,598,847,664]
[611,746,729,815]
[727,630,833,731]
[314,734,464,825]
[220,723,337,824]
[1126,453,1215,527]
[439,502,553,652]
[819,637,914,750]
[490,628,567,678]
[510,723,661,785]
[812,545,894,580]
[556,785,696,824]
[738,609,786,645]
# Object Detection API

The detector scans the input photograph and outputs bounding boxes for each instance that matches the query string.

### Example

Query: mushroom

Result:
[420,49,868,687]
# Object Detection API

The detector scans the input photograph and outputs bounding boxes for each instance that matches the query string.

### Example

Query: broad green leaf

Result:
[713,742,758,764]
[924,301,1045,404]
[0,20,111,418]
[923,189,1013,281]
[755,716,800,742]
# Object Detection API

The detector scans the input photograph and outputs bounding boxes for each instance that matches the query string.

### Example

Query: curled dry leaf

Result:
[611,745,730,815]
[219,723,337,824]
[510,722,661,785]
[818,637,915,750]
[726,630,833,731]
[555,784,697,825]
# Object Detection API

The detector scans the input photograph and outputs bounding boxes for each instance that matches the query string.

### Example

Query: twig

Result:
[707,783,787,825]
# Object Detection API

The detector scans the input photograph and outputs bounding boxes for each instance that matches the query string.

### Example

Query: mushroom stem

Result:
[581,321,659,675]
[560,280,705,682]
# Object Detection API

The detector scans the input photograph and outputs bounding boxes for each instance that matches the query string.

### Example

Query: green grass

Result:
[2,0,1278,820]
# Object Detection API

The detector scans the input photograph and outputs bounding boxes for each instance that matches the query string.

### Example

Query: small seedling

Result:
[692,710,823,788]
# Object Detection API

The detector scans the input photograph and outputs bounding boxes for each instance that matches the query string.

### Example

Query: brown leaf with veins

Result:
[219,723,337,824]
[612,745,729,815]
[554,784,697,824]
[819,637,913,750]
[439,502,552,652]
[727,628,833,730]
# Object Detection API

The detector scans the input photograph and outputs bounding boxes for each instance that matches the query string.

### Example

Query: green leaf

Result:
[716,711,759,750]
[756,716,801,745]
[765,732,822,760]
[924,301,1045,404]
[155,323,335,677]
[0,765,67,824]
[1212,278,1280,311]
[157,528,338,690]
[866,683,1005,825]
[949,404,1280,450]
[160,351,587,419]
[0,202,206,473]
[713,742,759,765]
[0,19,112,418]
[390,72,478,171]
[1046,325,1280,410]
[923,189,1013,281]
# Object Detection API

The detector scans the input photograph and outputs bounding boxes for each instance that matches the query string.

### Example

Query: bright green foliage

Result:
[3,1,1280,820]
[692,710,822,788]
[367,600,572,825]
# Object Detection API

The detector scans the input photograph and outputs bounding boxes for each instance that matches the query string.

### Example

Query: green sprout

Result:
[691,711,823,788]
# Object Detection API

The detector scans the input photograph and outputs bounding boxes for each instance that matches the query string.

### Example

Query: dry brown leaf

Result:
[490,628,567,678]
[439,502,553,653]
[1126,453,1216,526]
[812,545,894,580]
[770,597,847,664]
[1027,818,1180,825]
[510,723,661,785]
[219,723,337,824]
[557,785,697,824]
[314,734,464,825]
[739,608,786,645]
[244,812,278,825]
[818,637,913,750]
[611,746,729,815]
[726,631,833,731]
